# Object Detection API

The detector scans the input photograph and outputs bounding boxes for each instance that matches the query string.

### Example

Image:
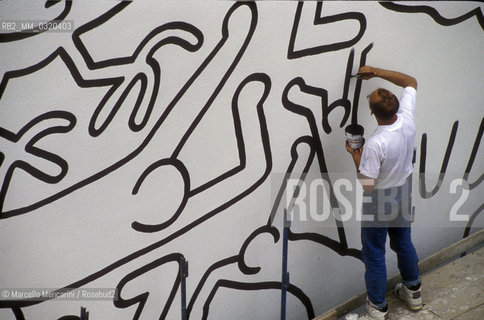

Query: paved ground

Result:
[343,245,484,319]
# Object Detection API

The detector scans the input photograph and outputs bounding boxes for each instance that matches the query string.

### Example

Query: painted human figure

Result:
[345,65,422,319]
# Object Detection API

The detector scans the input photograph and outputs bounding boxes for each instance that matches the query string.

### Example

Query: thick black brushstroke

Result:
[267,136,316,226]
[0,47,121,215]
[202,280,315,320]
[279,42,374,260]
[187,226,280,318]
[238,225,280,275]
[0,111,76,212]
[0,4,273,313]
[288,1,366,59]
[131,72,270,233]
[170,5,258,159]
[186,74,267,197]
[282,45,371,249]
[114,253,183,320]
[2,2,480,319]
[351,43,373,125]
[71,1,133,69]
[0,0,72,42]
[265,136,361,259]
[0,2,254,217]
[463,117,484,190]
[45,1,62,9]
[283,76,350,249]
[12,307,25,320]
[1,81,270,314]
[380,2,484,31]
[462,203,484,240]
[419,121,459,198]
[87,21,203,137]
[288,230,361,259]
[259,136,361,311]
[131,158,190,233]
[187,256,239,318]
[72,3,199,138]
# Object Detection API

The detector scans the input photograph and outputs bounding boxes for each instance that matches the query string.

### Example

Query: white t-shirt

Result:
[359,87,417,189]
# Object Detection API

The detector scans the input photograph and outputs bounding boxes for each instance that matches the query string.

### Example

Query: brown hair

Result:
[370,88,399,121]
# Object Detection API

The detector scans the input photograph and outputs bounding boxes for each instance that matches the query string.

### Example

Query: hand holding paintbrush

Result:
[351,65,377,80]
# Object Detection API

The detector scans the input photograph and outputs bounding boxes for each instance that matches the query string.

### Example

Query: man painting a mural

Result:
[1,1,482,318]
[345,66,421,319]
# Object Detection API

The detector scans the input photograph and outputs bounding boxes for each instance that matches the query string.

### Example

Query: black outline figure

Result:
[288,1,366,59]
[380,2,484,31]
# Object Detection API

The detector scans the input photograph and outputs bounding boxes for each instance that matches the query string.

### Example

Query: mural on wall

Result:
[0,1,483,319]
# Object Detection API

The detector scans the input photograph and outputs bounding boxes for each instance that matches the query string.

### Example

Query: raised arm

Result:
[357,66,417,90]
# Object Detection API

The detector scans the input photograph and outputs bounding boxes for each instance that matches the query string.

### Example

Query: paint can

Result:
[345,124,364,149]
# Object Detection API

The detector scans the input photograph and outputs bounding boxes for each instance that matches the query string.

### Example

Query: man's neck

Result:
[377,114,398,126]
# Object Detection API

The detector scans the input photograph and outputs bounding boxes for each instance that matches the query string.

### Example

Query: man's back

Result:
[359,87,417,189]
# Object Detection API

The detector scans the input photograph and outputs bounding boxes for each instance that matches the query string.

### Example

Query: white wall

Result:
[0,1,483,319]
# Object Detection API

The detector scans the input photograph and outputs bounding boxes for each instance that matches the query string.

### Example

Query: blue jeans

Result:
[361,176,420,308]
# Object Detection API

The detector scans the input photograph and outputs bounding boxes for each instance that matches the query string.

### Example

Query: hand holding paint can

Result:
[345,124,364,149]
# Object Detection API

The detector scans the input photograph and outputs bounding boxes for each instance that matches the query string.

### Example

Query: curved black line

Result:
[379,2,484,31]
[288,2,366,59]
[283,77,350,248]
[202,280,315,320]
[127,73,149,131]
[87,23,203,137]
[188,226,280,317]
[419,121,459,199]
[462,203,484,239]
[71,1,133,69]
[0,21,204,216]
[187,226,279,317]
[187,255,239,318]
[85,79,123,136]
[131,71,271,233]
[188,72,270,197]
[171,2,258,159]
[0,0,72,42]
[131,158,190,233]
[264,136,361,259]
[89,72,147,136]
[463,117,484,190]
[238,225,280,275]
[12,307,25,320]
[46,1,61,9]
[267,136,316,226]
[323,48,354,132]
[281,79,333,179]
[0,5,272,307]
[114,253,183,320]
[0,46,118,100]
[351,42,373,125]
[288,230,361,260]
[0,79,270,309]
[0,111,76,213]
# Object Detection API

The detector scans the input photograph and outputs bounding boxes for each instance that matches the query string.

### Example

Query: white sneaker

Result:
[393,282,423,311]
[344,298,388,320]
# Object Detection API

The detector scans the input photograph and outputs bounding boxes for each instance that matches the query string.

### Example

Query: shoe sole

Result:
[394,289,423,311]
[407,303,423,311]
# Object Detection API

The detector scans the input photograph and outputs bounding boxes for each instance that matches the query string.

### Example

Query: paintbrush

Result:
[351,72,376,79]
